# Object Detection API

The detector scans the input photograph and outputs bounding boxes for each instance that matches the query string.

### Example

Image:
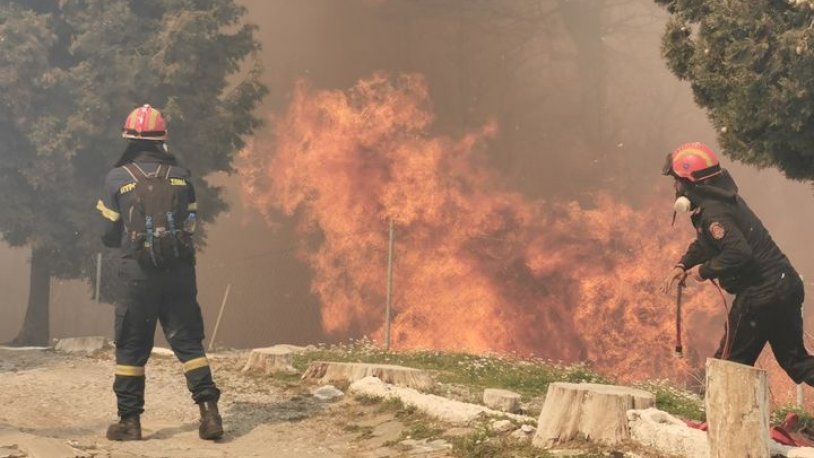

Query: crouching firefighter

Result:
[661,142,814,385]
[96,104,223,441]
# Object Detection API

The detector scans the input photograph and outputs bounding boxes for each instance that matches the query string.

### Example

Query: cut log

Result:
[532,382,654,448]
[242,345,306,375]
[705,358,770,458]
[302,361,434,391]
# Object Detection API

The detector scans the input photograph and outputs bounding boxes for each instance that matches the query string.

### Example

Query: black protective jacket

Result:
[677,171,795,298]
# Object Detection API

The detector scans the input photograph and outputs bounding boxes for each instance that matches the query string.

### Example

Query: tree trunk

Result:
[559,0,606,153]
[558,0,615,196]
[705,358,770,458]
[11,246,51,346]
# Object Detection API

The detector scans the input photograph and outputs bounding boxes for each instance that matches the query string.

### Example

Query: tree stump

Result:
[302,361,434,391]
[241,345,305,375]
[705,358,770,458]
[532,382,654,448]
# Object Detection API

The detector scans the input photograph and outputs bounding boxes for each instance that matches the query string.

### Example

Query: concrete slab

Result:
[54,337,109,353]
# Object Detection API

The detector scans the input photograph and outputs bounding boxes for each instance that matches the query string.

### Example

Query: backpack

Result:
[122,163,195,269]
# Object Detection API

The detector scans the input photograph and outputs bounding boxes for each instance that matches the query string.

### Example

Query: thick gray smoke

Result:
[2,0,813,349]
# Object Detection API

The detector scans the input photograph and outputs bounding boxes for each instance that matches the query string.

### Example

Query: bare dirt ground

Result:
[0,348,448,458]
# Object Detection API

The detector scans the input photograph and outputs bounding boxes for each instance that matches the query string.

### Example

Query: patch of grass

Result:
[636,381,705,422]
[342,423,375,440]
[448,429,551,458]
[353,393,383,405]
[377,397,408,413]
[373,396,422,422]
[772,404,814,430]
[290,339,720,424]
[655,391,704,422]
[402,422,444,440]
[291,340,608,401]
[269,372,302,384]
[394,405,418,420]
[363,396,447,445]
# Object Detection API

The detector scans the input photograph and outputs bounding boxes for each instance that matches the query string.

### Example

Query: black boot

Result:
[198,400,223,440]
[106,415,142,441]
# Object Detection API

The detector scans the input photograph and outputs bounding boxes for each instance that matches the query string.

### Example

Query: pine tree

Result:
[655,0,814,179]
[0,0,266,345]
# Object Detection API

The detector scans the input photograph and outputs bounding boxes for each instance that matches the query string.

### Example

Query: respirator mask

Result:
[671,179,695,225]
[674,195,692,213]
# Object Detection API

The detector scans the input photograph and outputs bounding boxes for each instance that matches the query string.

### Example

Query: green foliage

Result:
[342,422,375,440]
[655,0,814,180]
[772,404,814,430]
[0,0,266,279]
[291,341,610,401]
[353,393,384,406]
[448,429,551,458]
[377,397,417,417]
[291,340,709,421]
[402,422,445,441]
[638,381,705,421]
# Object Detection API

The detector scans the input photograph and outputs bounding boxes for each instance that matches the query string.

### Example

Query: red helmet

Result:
[662,142,721,182]
[122,104,167,141]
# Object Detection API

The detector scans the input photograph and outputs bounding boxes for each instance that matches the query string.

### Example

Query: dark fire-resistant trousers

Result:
[715,272,814,385]
[113,261,220,418]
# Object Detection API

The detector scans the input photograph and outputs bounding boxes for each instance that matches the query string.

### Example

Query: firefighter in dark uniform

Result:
[662,142,814,385]
[96,105,223,441]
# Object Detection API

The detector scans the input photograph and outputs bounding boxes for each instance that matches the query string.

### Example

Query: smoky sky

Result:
[2,0,814,348]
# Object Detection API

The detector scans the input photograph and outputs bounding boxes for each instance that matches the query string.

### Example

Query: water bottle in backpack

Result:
[123,163,195,269]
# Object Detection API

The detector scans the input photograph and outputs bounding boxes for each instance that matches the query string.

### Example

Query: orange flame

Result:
[240,72,765,386]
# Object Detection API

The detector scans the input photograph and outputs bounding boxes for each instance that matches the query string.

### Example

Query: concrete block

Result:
[483,388,521,413]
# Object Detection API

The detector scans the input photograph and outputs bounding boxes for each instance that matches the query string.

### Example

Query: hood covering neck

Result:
[114,140,177,167]
[683,169,738,207]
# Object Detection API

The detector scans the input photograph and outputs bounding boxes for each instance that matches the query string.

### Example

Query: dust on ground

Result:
[0,348,447,458]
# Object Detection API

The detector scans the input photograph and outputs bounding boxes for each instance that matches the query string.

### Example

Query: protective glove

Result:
[686,264,704,283]
[662,266,687,294]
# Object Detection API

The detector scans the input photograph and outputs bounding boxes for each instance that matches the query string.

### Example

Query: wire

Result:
[675,281,684,357]
[710,279,732,360]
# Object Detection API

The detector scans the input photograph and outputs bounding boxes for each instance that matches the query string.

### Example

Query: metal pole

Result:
[799,289,807,407]
[674,282,683,357]
[95,252,102,303]
[385,219,395,351]
[208,283,232,353]
[798,385,804,408]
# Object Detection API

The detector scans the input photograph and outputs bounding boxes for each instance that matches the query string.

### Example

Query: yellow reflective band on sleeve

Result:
[183,357,210,373]
[119,183,136,194]
[170,178,187,186]
[96,200,121,222]
[115,365,145,377]
[187,202,198,211]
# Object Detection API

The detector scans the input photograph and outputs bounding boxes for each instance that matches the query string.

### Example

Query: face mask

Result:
[674,196,692,213]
